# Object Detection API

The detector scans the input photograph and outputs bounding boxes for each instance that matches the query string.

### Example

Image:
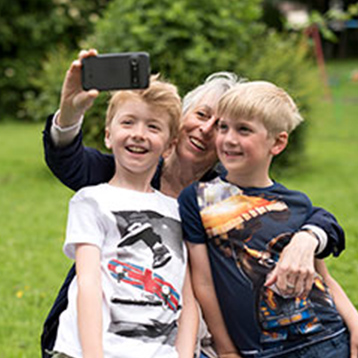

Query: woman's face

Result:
[176,91,221,168]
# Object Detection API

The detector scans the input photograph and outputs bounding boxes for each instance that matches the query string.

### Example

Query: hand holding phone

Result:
[81,52,150,91]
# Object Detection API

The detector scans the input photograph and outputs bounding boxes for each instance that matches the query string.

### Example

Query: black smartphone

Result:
[81,52,150,91]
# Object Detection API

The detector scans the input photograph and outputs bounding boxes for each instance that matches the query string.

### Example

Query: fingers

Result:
[301,273,314,297]
[264,268,277,287]
[78,48,98,61]
[58,49,100,127]
[73,90,99,112]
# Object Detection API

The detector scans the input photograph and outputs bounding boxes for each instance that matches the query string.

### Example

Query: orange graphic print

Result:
[201,194,288,237]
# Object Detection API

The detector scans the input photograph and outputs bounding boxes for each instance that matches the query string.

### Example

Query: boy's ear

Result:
[271,131,288,156]
[162,138,177,159]
[104,127,112,150]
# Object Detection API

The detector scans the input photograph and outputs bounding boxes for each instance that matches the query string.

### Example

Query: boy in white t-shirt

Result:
[51,69,198,358]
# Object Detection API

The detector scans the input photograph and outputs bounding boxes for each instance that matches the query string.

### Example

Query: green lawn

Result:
[277,59,358,303]
[0,59,357,357]
[0,122,72,357]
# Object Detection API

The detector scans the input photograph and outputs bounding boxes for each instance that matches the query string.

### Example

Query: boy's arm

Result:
[265,206,345,298]
[315,259,358,358]
[187,242,242,358]
[76,243,104,358]
[175,266,199,358]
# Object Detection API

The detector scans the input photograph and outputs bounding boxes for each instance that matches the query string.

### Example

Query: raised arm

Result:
[265,206,345,297]
[42,49,115,191]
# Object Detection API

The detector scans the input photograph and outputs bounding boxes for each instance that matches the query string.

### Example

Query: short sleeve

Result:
[178,183,207,244]
[64,193,106,259]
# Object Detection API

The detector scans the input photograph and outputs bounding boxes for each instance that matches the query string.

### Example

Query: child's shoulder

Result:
[270,181,312,207]
[70,183,111,203]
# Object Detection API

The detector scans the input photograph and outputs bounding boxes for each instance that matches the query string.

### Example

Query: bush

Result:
[0,0,108,120]
[24,0,322,170]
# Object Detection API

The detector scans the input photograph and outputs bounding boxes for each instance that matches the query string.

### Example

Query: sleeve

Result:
[178,184,207,244]
[64,193,106,259]
[42,114,115,191]
[305,206,345,258]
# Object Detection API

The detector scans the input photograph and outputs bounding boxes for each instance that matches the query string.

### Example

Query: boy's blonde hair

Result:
[217,81,304,135]
[106,75,181,140]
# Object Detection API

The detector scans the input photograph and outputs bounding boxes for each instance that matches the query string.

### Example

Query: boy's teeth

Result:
[190,137,205,150]
[128,146,146,153]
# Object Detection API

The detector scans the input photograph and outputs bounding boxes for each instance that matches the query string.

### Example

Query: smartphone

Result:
[81,52,150,91]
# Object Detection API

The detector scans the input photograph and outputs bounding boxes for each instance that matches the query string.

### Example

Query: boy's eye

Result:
[218,122,228,131]
[239,126,251,134]
[121,119,134,125]
[148,123,160,131]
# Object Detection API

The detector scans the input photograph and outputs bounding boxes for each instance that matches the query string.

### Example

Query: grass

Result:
[0,122,72,357]
[0,59,357,357]
[276,59,358,304]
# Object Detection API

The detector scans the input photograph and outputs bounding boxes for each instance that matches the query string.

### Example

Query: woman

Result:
[42,49,344,358]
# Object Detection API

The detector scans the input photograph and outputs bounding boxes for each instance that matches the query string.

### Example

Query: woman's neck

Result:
[160,151,214,198]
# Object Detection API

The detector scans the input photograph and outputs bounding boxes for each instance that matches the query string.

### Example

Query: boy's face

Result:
[105,99,173,177]
[216,115,280,186]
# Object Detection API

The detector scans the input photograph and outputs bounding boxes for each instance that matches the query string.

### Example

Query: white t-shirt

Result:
[54,184,187,358]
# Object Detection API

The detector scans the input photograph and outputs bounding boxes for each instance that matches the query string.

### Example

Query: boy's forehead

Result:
[219,113,255,123]
[113,99,168,120]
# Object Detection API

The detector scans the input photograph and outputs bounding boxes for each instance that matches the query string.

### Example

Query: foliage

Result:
[0,0,108,120]
[24,0,322,169]
[82,0,320,169]
[238,30,322,171]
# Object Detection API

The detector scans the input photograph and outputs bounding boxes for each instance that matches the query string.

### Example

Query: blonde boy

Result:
[179,81,357,358]
[52,76,198,358]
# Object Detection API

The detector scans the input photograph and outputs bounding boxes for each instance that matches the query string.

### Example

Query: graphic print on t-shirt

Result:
[107,210,184,346]
[197,179,337,344]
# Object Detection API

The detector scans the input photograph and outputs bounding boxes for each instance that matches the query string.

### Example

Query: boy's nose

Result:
[131,123,146,139]
[225,129,238,145]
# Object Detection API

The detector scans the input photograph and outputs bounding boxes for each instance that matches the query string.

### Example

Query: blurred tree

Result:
[25,0,321,170]
[0,0,109,120]
[87,0,264,95]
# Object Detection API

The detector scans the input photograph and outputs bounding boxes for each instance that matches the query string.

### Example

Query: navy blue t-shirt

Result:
[178,177,345,358]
